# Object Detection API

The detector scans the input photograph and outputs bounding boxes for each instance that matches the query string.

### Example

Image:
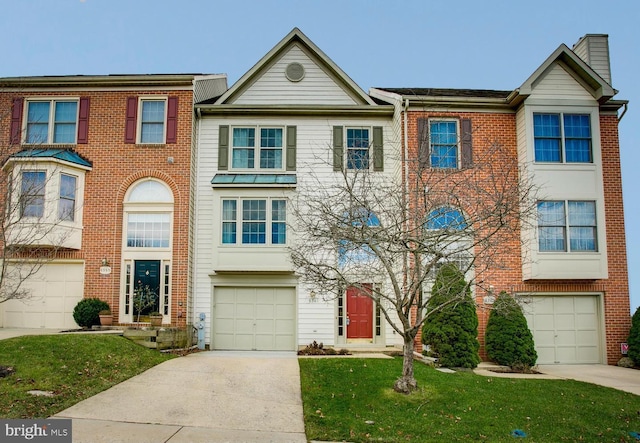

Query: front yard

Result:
[299,357,640,442]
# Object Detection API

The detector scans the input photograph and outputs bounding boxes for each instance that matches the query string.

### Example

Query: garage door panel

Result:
[213,286,295,351]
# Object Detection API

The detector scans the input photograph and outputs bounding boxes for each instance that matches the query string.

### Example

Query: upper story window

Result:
[58,174,77,222]
[231,127,284,170]
[537,200,597,252]
[534,113,592,163]
[26,100,78,144]
[429,120,458,169]
[221,198,287,245]
[346,128,370,170]
[125,96,178,145]
[140,100,166,143]
[20,171,46,218]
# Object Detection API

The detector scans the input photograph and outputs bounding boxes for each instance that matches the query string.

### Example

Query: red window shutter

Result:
[125,97,138,143]
[460,118,473,168]
[10,97,24,145]
[77,97,90,144]
[166,96,178,144]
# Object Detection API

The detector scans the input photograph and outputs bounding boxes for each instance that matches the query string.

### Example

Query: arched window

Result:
[426,207,467,230]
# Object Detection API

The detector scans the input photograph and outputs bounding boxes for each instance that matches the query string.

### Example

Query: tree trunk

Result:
[393,336,418,394]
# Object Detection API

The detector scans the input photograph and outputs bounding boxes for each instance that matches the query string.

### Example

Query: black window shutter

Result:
[333,126,344,171]
[218,125,229,170]
[417,118,429,168]
[461,118,473,168]
[286,126,297,171]
[373,126,383,171]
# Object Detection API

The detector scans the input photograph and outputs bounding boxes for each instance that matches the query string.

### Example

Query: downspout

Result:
[402,98,410,328]
[618,102,628,121]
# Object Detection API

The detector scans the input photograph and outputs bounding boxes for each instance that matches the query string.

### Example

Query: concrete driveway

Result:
[538,364,640,396]
[53,351,307,443]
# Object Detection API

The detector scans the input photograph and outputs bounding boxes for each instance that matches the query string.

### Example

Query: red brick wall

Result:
[406,110,631,365]
[0,88,193,327]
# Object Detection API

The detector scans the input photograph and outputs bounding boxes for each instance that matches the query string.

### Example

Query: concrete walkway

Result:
[53,351,307,443]
[537,364,640,396]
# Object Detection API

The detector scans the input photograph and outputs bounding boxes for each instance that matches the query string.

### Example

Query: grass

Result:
[300,357,640,442]
[0,334,174,418]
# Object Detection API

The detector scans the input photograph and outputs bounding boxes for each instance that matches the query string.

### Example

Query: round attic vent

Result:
[285,62,305,82]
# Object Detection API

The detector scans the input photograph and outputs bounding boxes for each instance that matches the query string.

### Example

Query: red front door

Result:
[346,285,373,339]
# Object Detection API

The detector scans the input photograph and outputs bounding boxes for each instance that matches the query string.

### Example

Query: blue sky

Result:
[2,0,638,311]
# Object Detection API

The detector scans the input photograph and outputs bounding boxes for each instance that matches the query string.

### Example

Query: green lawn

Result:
[300,357,640,442]
[0,334,174,418]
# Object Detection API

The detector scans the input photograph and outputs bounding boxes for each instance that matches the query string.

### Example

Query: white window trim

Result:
[428,118,460,170]
[230,126,286,172]
[219,197,288,246]
[537,199,598,253]
[532,111,594,164]
[58,172,78,222]
[122,180,174,252]
[23,97,80,145]
[137,96,168,145]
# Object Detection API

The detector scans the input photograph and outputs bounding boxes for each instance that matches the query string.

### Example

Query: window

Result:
[537,200,597,252]
[534,113,592,163]
[426,207,467,230]
[140,100,166,143]
[430,121,458,169]
[347,128,370,170]
[231,127,283,169]
[126,213,171,247]
[26,100,78,144]
[221,198,287,245]
[58,174,77,221]
[20,171,46,218]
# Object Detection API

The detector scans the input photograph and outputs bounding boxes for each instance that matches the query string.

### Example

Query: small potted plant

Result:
[98,309,113,326]
[149,312,163,327]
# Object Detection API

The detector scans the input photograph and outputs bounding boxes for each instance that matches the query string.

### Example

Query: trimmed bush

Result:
[627,306,640,366]
[73,298,110,328]
[421,263,480,368]
[485,292,537,371]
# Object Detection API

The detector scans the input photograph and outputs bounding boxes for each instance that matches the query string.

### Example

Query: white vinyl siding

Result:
[528,64,597,102]
[231,45,360,106]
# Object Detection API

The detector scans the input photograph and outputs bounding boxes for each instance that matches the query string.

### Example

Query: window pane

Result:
[127,213,170,247]
[539,227,566,251]
[242,200,266,244]
[427,207,466,230]
[534,114,561,162]
[26,102,50,144]
[347,128,369,169]
[260,128,282,148]
[568,201,596,251]
[53,102,77,144]
[272,200,286,244]
[21,171,46,218]
[233,128,255,147]
[537,201,566,252]
[260,149,282,169]
[141,101,165,143]
[222,200,237,244]
[537,201,565,226]
[564,114,592,163]
[59,174,76,221]
[128,180,173,203]
[430,121,458,169]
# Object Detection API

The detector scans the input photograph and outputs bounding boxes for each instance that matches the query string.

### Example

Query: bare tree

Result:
[0,93,77,305]
[290,134,538,394]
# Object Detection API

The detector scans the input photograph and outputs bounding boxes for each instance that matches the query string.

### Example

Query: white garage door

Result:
[1,263,84,329]
[213,286,296,351]
[521,295,601,364]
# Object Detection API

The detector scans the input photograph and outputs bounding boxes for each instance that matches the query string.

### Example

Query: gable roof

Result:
[518,43,616,103]
[209,27,376,106]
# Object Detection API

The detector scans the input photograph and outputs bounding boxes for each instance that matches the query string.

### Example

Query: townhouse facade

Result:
[0,74,226,329]
[0,30,631,366]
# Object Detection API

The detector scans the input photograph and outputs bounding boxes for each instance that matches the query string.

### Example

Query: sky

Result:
[1,0,638,311]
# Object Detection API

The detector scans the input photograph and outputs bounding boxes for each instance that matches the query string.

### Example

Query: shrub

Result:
[73,298,110,328]
[627,306,640,366]
[485,292,537,371]
[421,263,480,368]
